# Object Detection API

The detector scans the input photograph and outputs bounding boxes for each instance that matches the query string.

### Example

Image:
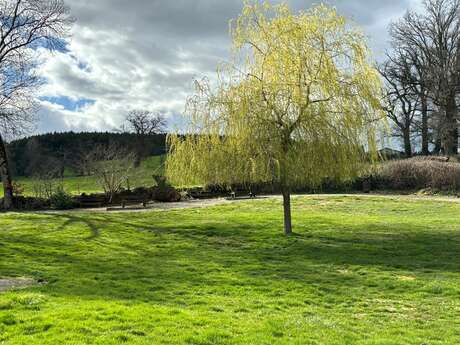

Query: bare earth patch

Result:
[0,278,37,292]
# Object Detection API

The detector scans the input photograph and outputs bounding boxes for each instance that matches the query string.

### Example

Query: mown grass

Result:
[1,195,460,344]
[8,155,164,196]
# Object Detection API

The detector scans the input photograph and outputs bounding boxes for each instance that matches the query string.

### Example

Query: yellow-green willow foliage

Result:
[166,2,385,234]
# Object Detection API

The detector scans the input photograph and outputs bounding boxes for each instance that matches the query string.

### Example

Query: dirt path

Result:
[6,193,460,215]
[106,197,233,212]
[28,197,234,214]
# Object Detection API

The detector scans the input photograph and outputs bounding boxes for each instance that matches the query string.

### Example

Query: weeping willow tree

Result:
[166,2,385,235]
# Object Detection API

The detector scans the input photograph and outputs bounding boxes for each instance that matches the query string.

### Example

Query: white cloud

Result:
[35,0,424,134]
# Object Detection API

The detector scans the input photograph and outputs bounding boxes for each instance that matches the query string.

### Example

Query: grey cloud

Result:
[36,0,423,134]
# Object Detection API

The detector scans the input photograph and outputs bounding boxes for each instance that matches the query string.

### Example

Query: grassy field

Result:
[7,156,165,197]
[1,195,460,344]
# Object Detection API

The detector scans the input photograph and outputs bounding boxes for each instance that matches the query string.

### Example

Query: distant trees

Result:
[383,0,460,155]
[22,137,65,178]
[0,0,73,209]
[167,3,384,235]
[7,131,167,177]
[125,110,167,166]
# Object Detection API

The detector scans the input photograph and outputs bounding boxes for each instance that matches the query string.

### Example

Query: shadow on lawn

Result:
[105,213,460,270]
[53,214,101,240]
[3,210,460,303]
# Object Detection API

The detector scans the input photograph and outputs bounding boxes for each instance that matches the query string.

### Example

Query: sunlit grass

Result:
[6,155,165,197]
[1,195,460,344]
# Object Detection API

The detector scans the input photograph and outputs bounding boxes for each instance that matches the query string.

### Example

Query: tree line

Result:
[381,0,460,156]
[7,131,167,178]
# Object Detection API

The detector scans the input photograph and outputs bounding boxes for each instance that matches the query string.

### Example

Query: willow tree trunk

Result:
[282,188,292,236]
[279,152,292,235]
[0,134,13,210]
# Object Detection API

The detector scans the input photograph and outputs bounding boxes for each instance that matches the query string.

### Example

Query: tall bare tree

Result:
[125,110,166,166]
[0,0,73,209]
[457,38,460,91]
[380,53,420,157]
[395,44,432,154]
[390,0,460,155]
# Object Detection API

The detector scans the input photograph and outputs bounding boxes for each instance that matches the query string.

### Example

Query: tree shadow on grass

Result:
[108,214,460,272]
[52,214,101,240]
[2,211,460,304]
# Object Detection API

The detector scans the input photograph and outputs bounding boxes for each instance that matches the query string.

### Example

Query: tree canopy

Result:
[166,2,385,234]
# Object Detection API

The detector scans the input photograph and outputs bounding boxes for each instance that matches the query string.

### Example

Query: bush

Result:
[152,175,181,202]
[32,175,59,199]
[12,182,24,197]
[16,197,50,210]
[49,187,75,210]
[374,157,460,192]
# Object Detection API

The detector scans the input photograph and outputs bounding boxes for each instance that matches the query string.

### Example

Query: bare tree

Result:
[391,44,432,154]
[125,109,166,166]
[89,144,136,204]
[126,110,166,135]
[380,53,420,157]
[390,0,460,155]
[31,170,61,199]
[0,0,73,209]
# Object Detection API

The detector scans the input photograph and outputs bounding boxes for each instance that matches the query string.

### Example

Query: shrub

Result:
[152,175,181,202]
[49,187,75,210]
[32,174,59,199]
[12,196,49,210]
[374,157,460,192]
[12,182,24,197]
[90,144,136,203]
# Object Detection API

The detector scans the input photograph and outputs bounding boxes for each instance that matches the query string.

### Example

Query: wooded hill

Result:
[7,132,167,177]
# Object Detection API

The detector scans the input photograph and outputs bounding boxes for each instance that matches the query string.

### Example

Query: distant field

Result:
[4,155,165,197]
[1,195,460,344]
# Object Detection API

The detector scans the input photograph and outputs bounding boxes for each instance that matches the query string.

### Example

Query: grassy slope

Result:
[1,195,460,344]
[8,156,165,196]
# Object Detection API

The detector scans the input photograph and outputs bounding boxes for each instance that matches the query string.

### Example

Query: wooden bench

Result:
[188,190,219,199]
[229,190,257,199]
[121,195,148,208]
[79,201,105,208]
[77,195,106,209]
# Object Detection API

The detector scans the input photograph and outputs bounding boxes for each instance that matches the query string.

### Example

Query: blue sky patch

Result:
[40,96,95,111]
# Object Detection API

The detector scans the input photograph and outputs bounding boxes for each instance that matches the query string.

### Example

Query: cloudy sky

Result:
[35,0,424,134]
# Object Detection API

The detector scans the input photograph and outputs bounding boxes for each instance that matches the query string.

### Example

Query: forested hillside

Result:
[7,132,167,177]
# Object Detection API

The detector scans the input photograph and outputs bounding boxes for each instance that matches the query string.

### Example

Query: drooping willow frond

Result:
[166,2,386,189]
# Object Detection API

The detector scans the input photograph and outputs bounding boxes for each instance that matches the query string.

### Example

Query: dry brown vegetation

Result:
[375,156,460,192]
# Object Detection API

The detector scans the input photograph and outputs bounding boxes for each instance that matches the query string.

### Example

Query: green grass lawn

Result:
[1,195,460,344]
[7,155,165,197]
